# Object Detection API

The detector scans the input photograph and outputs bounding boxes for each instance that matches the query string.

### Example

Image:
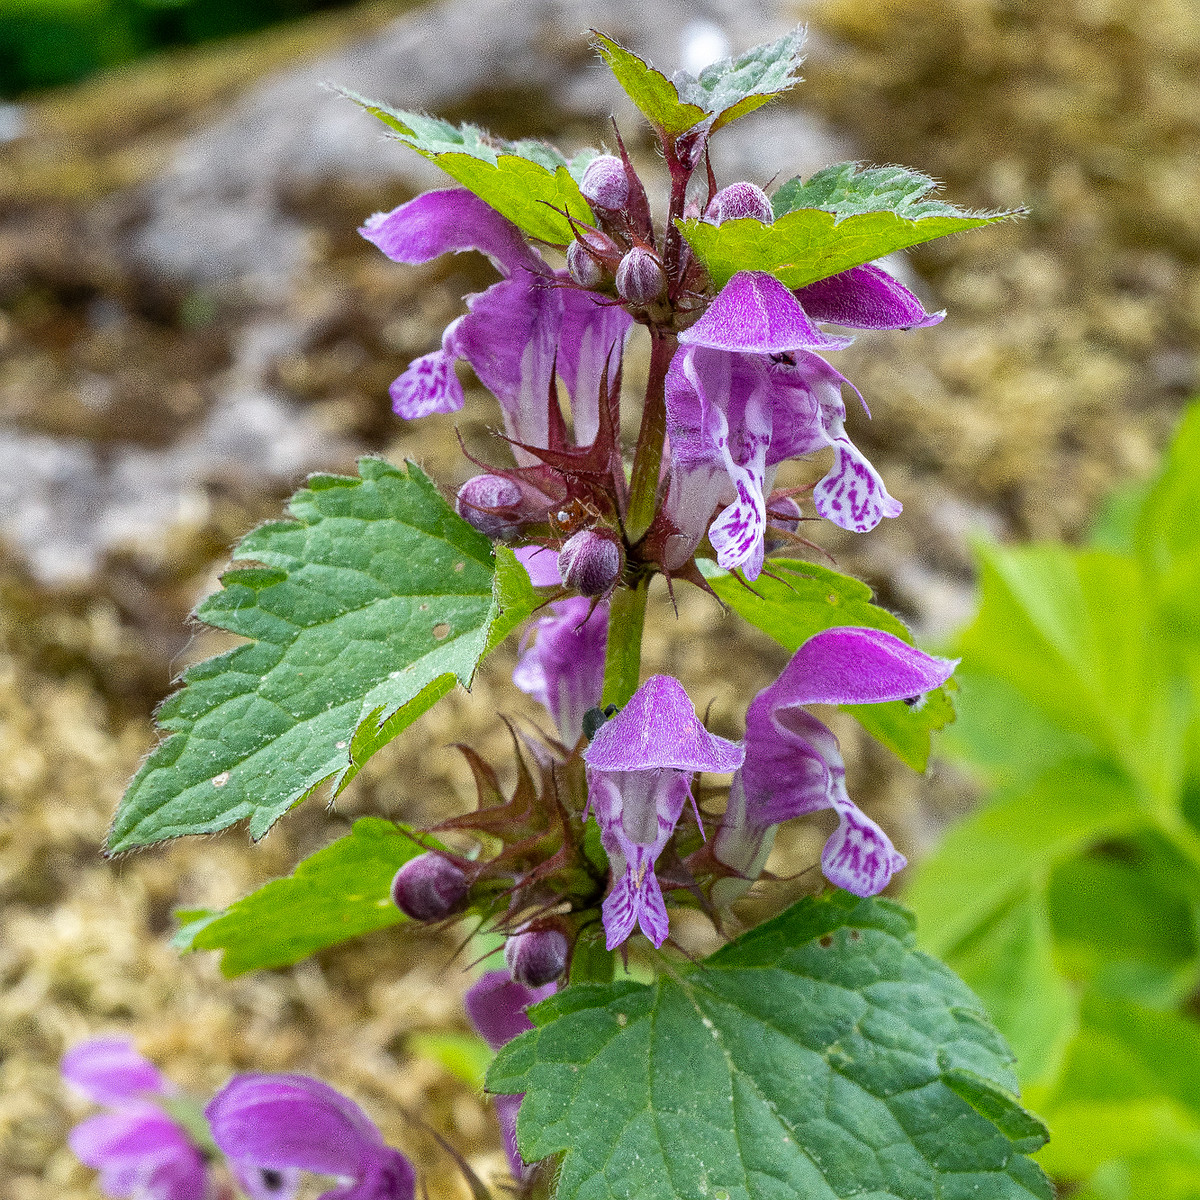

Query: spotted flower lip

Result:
[665,345,899,578]
[584,675,743,949]
[206,1074,415,1200]
[360,187,631,452]
[718,627,958,898]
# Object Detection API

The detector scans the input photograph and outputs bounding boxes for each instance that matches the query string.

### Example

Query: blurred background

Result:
[0,0,1197,1196]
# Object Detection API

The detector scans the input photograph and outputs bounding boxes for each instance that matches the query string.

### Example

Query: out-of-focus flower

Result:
[464,971,556,1181]
[583,675,743,948]
[512,546,608,746]
[61,1038,213,1200]
[207,1075,414,1200]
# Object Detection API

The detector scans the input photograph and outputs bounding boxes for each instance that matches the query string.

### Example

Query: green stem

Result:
[602,327,676,708]
[624,328,676,544]
[602,577,649,707]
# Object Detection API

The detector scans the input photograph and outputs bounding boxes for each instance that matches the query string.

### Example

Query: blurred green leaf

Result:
[700,557,953,770]
[409,1031,493,1090]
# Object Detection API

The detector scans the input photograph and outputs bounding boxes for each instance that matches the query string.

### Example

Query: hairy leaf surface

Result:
[592,28,806,136]
[109,460,536,853]
[342,91,595,243]
[172,817,422,975]
[700,557,954,770]
[681,163,1014,289]
[489,892,1050,1200]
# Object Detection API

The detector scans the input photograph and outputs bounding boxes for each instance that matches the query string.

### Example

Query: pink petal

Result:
[795,263,944,331]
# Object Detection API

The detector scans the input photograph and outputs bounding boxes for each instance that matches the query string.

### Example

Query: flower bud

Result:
[615,247,665,306]
[505,926,569,988]
[567,241,604,289]
[580,155,629,211]
[456,474,523,540]
[558,527,624,597]
[705,182,774,225]
[390,853,468,922]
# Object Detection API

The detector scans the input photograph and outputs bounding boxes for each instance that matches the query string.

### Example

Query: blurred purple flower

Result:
[464,971,556,1181]
[206,1074,414,1200]
[714,627,957,898]
[583,675,743,948]
[360,188,631,454]
[62,1037,211,1200]
[512,546,608,746]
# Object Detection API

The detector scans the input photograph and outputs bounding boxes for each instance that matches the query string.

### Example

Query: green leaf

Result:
[699,557,954,771]
[959,542,1184,805]
[592,28,806,138]
[906,758,1141,959]
[945,890,1077,1091]
[489,891,1049,1200]
[341,91,594,244]
[409,1031,494,1090]
[680,162,1015,290]
[172,817,423,975]
[109,460,537,853]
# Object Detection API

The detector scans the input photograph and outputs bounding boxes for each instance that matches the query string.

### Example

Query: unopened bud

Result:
[705,181,774,225]
[558,528,624,597]
[456,474,523,540]
[615,247,665,306]
[567,241,604,289]
[580,155,629,211]
[505,926,569,988]
[391,853,469,922]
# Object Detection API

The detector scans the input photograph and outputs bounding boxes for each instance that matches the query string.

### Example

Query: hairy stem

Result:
[625,328,676,543]
[601,577,649,707]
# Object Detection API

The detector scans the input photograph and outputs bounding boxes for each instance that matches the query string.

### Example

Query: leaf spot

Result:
[335,741,348,750]
[432,623,452,640]
[616,1012,627,1027]
[826,593,839,605]
[211,771,230,787]
[819,934,834,948]
[454,561,465,572]
[419,603,429,611]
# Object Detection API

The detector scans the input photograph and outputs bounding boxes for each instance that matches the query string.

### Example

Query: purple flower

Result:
[62,1038,211,1200]
[583,675,744,948]
[512,546,608,746]
[714,627,957,898]
[665,267,941,576]
[464,971,556,1181]
[207,1075,415,1200]
[360,188,631,453]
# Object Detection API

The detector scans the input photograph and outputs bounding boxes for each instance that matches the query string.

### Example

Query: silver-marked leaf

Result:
[108,459,536,853]
[172,817,423,976]
[489,891,1050,1200]
[680,163,1016,290]
[592,27,806,137]
[699,558,954,771]
[341,90,595,244]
